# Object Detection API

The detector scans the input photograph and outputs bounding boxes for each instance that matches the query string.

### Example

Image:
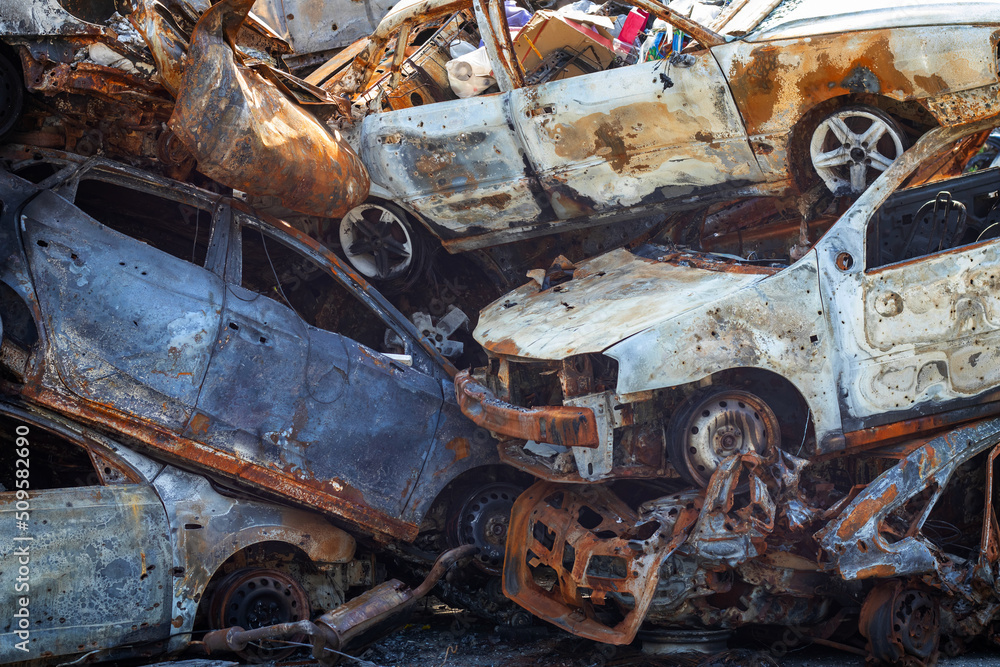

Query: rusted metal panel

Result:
[455,369,599,447]
[817,416,1000,580]
[0,485,173,662]
[510,52,765,221]
[358,93,549,243]
[167,0,369,219]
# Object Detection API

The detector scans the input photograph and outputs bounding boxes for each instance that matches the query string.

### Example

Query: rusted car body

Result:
[0,397,374,664]
[0,0,289,171]
[0,146,514,558]
[455,118,1000,660]
[0,0,371,219]
[309,0,1000,283]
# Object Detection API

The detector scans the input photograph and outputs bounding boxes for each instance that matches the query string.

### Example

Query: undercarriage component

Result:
[817,417,1000,581]
[638,628,731,655]
[860,582,940,666]
[502,481,697,644]
[203,545,475,663]
[667,387,781,487]
[208,568,310,662]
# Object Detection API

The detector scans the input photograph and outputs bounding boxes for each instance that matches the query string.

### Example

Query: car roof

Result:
[742,0,1000,40]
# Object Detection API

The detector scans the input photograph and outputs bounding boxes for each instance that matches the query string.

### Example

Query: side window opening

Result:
[73,179,212,266]
[0,417,101,492]
[239,224,390,351]
[866,165,1000,270]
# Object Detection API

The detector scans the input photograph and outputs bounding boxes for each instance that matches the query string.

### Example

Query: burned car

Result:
[309,0,1000,284]
[0,398,385,664]
[455,117,1000,660]
[0,0,292,172]
[0,147,530,615]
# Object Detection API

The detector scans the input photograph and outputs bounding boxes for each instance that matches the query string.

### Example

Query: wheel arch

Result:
[788,93,939,191]
[703,366,815,452]
[170,503,357,643]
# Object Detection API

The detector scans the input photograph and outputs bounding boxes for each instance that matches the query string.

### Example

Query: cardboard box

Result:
[513,10,617,83]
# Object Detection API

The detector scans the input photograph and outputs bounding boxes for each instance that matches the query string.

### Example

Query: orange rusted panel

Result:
[168,0,369,219]
[455,369,599,448]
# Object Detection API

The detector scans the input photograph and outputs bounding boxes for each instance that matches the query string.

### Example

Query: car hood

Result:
[474,248,772,361]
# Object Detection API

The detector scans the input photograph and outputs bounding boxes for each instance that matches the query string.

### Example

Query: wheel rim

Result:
[861,584,939,662]
[339,203,413,280]
[678,390,779,487]
[453,483,523,574]
[209,568,309,662]
[810,109,904,196]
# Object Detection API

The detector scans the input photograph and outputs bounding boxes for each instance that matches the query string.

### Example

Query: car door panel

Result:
[0,485,171,661]
[20,190,222,430]
[821,175,1000,429]
[359,94,551,241]
[511,54,765,219]
[194,264,444,520]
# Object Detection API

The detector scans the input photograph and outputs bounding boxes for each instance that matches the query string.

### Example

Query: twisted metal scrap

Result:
[134,0,369,218]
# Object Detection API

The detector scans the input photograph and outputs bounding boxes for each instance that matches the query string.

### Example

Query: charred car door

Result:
[192,210,446,519]
[825,166,1000,432]
[0,408,171,662]
[511,42,764,222]
[18,169,222,431]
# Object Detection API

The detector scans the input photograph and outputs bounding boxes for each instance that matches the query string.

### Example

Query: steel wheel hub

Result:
[674,389,780,487]
[454,483,523,574]
[209,568,309,662]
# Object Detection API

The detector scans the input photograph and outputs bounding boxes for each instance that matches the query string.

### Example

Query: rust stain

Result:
[914,73,950,96]
[836,485,898,540]
[729,32,923,135]
[188,412,211,436]
[854,563,898,579]
[445,436,470,461]
[544,103,700,176]
[446,192,513,212]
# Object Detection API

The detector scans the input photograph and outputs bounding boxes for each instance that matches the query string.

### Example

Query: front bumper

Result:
[454,369,599,448]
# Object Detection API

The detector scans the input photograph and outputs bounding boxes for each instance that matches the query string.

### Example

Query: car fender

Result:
[605,254,844,448]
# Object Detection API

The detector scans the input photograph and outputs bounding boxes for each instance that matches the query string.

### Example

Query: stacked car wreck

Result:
[5,0,1000,665]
